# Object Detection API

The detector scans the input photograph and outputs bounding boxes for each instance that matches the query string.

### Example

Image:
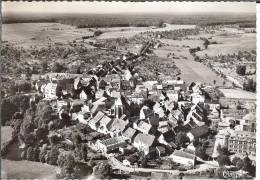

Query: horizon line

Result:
[3,11,256,16]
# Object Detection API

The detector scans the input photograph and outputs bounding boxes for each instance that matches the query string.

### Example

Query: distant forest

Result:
[2,13,256,28]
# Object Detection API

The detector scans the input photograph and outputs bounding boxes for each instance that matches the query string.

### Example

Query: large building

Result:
[213,129,256,159]
[227,131,256,157]
[95,136,127,153]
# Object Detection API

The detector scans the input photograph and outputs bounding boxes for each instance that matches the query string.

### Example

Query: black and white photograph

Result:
[1,1,257,179]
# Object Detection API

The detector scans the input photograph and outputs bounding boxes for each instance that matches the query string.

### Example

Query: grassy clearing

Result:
[1,159,59,179]
[1,126,13,146]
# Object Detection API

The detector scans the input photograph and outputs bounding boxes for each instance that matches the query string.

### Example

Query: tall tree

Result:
[176,132,190,148]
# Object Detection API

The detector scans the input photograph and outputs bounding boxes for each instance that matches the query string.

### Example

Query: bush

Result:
[39,144,48,163]
[243,79,256,92]
[52,62,65,73]
[236,65,246,76]
[57,152,80,179]
[15,81,32,93]
[93,162,112,179]
[47,146,60,165]
[1,95,30,126]
[236,159,244,170]
[175,132,190,148]
[20,108,36,140]
[94,30,103,37]
[217,154,231,167]
[216,145,230,156]
[232,156,241,166]
[27,146,34,161]
[195,146,207,160]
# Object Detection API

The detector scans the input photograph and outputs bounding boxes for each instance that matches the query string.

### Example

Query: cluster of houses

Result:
[31,56,256,169]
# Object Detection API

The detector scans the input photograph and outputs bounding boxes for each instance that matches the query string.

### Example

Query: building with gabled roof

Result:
[133,120,152,135]
[184,104,206,128]
[133,133,156,155]
[110,96,130,118]
[95,136,127,153]
[187,124,209,142]
[98,115,113,134]
[122,127,138,143]
[236,112,256,132]
[108,118,128,136]
[88,111,105,130]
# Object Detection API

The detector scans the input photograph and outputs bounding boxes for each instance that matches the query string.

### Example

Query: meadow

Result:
[1,126,13,146]
[1,159,59,179]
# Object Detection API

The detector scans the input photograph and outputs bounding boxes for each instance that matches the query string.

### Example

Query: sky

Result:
[2,2,256,14]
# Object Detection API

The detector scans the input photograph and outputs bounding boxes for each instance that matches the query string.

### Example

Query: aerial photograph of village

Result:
[1,1,257,179]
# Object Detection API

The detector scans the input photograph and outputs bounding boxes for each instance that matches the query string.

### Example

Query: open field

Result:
[196,33,256,57]
[2,23,93,48]
[1,159,59,179]
[218,88,256,100]
[97,24,195,39]
[2,23,195,48]
[1,126,13,146]
[154,39,231,86]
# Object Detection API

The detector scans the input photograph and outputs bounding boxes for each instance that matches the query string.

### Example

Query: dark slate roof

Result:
[163,130,176,143]
[126,153,139,163]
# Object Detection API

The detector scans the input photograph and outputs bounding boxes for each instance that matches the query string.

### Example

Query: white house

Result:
[133,120,152,135]
[191,93,205,104]
[88,111,105,130]
[97,115,113,134]
[109,118,128,137]
[95,136,127,153]
[43,83,58,99]
[133,133,155,155]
